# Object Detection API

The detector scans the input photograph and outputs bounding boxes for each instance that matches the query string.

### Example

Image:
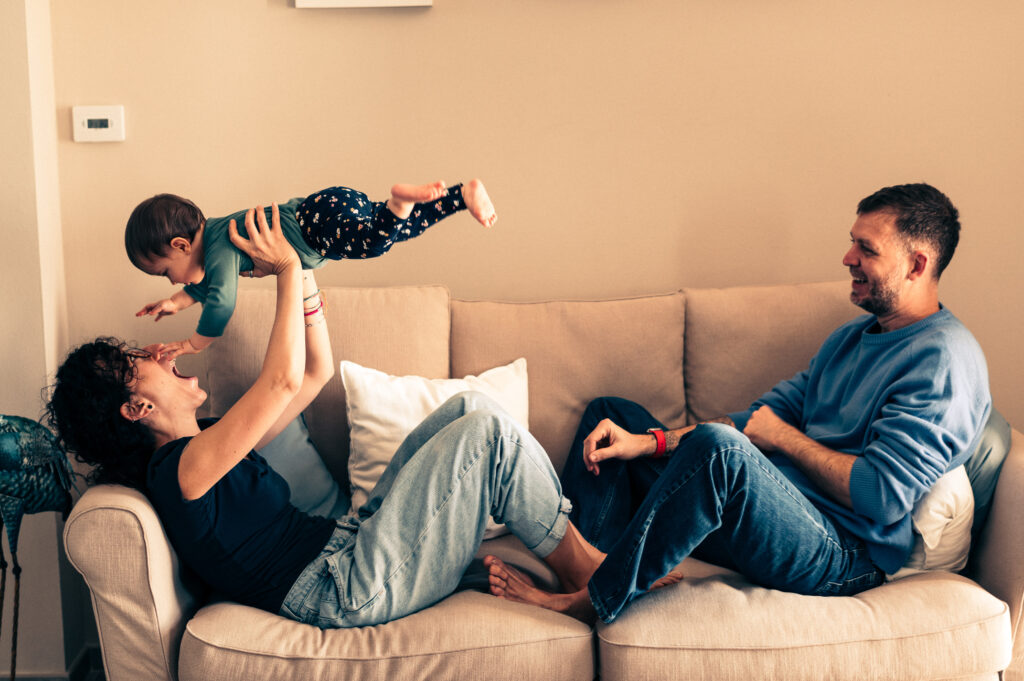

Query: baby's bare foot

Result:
[391,181,448,203]
[462,178,497,228]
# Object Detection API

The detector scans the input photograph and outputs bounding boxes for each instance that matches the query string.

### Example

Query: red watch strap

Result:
[648,428,667,458]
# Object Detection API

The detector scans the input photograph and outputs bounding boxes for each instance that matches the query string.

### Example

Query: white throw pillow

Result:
[341,358,529,539]
[888,465,974,580]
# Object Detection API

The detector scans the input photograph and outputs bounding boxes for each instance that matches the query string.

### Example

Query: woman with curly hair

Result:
[47,202,603,628]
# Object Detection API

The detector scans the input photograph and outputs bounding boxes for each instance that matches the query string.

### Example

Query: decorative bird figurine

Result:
[0,414,74,681]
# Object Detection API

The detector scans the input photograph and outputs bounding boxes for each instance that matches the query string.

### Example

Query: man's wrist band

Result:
[647,427,667,458]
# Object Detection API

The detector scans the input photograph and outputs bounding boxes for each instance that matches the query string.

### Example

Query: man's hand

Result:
[744,405,856,509]
[743,405,794,453]
[583,418,655,475]
[136,297,179,322]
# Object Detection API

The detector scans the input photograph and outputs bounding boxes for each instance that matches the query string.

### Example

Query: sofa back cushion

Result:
[450,293,686,472]
[683,280,861,423]
[202,285,451,485]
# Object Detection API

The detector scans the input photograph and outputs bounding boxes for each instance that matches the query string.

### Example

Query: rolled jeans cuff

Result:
[528,495,573,558]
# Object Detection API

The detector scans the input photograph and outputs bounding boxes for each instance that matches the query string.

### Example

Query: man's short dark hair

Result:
[857,183,960,278]
[124,194,205,269]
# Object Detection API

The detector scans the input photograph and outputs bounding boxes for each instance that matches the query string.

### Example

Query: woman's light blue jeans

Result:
[562,397,885,623]
[279,391,572,628]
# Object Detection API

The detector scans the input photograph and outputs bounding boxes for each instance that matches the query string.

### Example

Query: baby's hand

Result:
[159,338,203,361]
[136,298,179,322]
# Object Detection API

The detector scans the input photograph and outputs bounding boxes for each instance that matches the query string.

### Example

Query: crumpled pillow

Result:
[257,414,349,519]
[888,465,973,580]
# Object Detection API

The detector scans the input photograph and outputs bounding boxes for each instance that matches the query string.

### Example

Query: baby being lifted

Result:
[126,179,496,359]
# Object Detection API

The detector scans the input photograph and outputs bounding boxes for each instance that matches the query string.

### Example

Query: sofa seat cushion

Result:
[597,564,1012,681]
[178,591,594,681]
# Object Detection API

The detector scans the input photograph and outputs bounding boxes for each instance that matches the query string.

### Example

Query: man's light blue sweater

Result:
[729,307,990,574]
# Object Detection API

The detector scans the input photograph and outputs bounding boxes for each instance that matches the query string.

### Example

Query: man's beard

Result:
[854,277,899,317]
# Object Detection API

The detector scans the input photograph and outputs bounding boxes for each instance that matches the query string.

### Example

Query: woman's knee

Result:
[444,390,504,416]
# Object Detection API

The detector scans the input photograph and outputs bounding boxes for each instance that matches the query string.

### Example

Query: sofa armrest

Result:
[63,485,204,681]
[973,428,1024,680]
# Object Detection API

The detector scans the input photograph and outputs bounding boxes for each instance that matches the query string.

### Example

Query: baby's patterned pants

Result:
[297,183,466,259]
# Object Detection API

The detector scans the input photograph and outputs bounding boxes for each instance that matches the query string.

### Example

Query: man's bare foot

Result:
[462,178,497,228]
[650,569,685,591]
[542,521,606,593]
[486,555,596,624]
[387,181,448,219]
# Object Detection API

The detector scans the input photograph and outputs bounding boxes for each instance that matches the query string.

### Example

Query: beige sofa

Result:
[63,281,1022,681]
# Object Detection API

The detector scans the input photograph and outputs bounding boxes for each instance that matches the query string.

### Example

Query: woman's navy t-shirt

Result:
[146,419,336,613]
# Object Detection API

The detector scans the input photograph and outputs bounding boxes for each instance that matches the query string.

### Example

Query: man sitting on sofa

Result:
[484,182,992,624]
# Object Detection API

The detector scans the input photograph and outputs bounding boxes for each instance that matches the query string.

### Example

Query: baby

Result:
[127,180,496,359]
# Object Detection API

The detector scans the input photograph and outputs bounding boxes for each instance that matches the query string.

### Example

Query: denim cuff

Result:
[588,584,615,623]
[529,495,573,558]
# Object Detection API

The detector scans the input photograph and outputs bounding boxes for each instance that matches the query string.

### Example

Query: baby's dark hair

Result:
[125,194,205,269]
[45,337,155,490]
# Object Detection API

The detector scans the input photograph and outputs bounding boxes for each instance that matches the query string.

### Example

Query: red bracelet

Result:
[647,428,667,458]
[303,299,323,316]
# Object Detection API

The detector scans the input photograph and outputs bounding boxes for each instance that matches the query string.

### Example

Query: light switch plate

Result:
[72,105,126,142]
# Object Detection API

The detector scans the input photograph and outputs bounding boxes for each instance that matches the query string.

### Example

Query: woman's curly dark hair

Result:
[45,337,155,490]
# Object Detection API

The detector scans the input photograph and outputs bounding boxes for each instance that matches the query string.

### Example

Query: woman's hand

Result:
[229,203,299,277]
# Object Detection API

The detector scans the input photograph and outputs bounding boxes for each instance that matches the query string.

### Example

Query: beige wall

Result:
[49,0,1023,428]
[2,0,76,675]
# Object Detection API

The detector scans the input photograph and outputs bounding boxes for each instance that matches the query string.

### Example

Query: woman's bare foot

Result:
[486,556,596,624]
[387,181,448,219]
[650,569,685,591]
[482,555,537,588]
[462,178,497,228]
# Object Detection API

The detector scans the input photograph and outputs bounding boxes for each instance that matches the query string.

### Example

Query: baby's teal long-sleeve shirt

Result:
[729,307,990,574]
[183,198,326,337]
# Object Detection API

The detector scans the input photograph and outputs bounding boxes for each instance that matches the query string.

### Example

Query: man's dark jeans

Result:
[561,397,885,622]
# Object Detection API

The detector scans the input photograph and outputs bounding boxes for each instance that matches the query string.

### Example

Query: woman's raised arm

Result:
[252,268,334,450]
[177,203,305,500]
